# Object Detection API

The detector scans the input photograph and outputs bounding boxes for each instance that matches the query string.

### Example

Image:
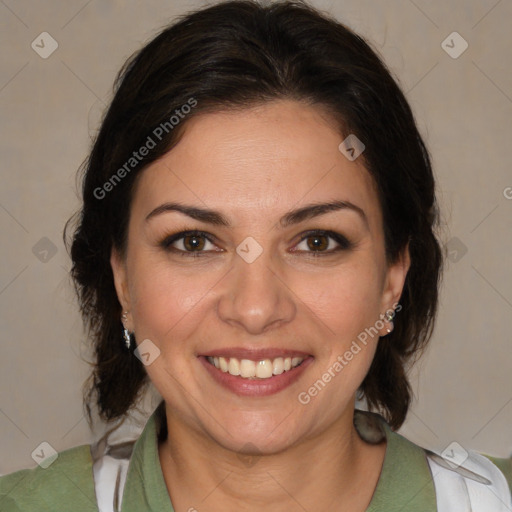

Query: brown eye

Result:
[305,234,329,251]
[161,230,219,256]
[294,230,353,255]
[182,234,206,251]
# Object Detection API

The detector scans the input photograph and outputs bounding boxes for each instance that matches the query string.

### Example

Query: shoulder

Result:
[355,410,512,510]
[481,453,512,492]
[425,449,512,510]
[0,445,97,512]
[384,423,512,506]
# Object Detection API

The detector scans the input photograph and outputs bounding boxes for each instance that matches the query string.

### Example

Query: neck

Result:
[158,405,386,512]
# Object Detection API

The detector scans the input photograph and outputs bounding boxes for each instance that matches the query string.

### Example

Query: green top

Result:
[1,408,511,511]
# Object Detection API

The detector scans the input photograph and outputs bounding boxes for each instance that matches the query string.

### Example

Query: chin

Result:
[207,412,300,455]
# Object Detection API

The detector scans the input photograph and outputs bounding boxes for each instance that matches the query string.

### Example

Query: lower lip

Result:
[199,356,313,397]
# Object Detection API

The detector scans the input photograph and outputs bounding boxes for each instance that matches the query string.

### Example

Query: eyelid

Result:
[292,229,353,253]
[160,230,221,255]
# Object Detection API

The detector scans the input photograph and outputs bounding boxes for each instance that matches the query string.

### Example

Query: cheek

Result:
[295,259,383,337]
[127,254,220,349]
[126,258,220,402]
[291,258,384,395]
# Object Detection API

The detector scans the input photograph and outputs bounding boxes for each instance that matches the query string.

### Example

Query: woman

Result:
[1,1,510,510]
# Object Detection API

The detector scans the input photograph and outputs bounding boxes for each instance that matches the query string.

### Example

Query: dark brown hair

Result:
[67,0,443,430]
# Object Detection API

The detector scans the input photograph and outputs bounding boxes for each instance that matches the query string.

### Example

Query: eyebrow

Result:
[145,200,368,229]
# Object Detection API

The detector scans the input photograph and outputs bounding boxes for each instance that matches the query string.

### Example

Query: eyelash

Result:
[160,229,353,258]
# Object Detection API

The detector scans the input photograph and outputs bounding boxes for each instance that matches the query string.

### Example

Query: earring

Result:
[384,310,394,334]
[122,311,132,350]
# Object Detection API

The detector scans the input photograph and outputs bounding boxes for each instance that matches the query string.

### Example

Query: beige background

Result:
[1,0,511,474]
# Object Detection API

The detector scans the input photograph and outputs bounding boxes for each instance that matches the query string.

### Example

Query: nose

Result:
[216,251,296,335]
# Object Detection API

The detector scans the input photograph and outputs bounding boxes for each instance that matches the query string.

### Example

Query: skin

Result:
[111,99,410,512]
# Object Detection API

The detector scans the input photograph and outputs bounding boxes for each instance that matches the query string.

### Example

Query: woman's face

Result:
[111,100,409,454]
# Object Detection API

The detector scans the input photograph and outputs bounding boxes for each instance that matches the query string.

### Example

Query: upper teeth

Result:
[207,356,304,379]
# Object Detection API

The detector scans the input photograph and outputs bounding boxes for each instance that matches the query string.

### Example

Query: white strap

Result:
[93,454,130,512]
[427,449,512,512]
[92,437,136,512]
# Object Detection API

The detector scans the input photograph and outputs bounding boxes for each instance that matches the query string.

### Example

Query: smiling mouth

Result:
[206,355,306,380]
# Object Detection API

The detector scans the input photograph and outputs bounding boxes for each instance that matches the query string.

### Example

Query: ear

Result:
[110,247,131,316]
[378,243,411,335]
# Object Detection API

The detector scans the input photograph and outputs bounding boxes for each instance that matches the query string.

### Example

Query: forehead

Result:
[132,100,381,230]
